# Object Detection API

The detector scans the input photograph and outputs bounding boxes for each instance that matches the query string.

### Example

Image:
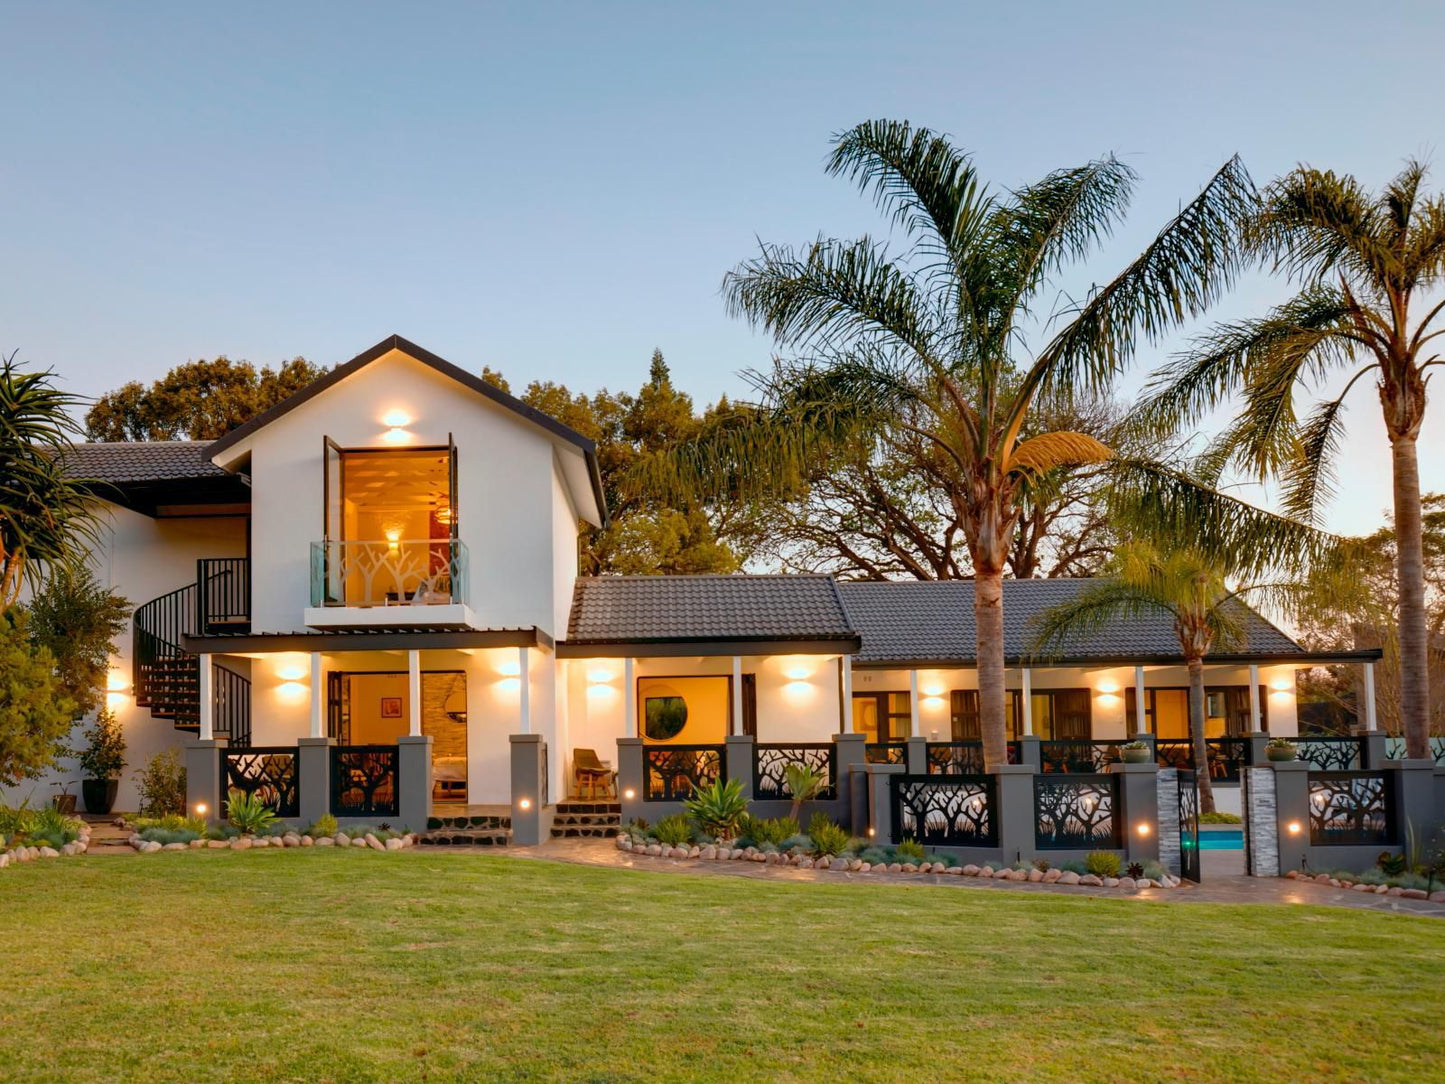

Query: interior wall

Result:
[636,676,728,744]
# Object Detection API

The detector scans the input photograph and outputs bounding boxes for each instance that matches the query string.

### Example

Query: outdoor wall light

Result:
[588,669,613,685]
[1096,680,1120,695]
[1268,677,1293,692]
[381,409,412,443]
[106,671,131,693]
[921,695,945,710]
[518,797,532,811]
[278,681,307,699]
[1136,822,1151,837]
[1287,821,1302,835]
[623,788,635,801]
[867,827,876,837]
[194,802,209,817]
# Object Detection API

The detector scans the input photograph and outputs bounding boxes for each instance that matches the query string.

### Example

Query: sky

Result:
[2,1,1442,536]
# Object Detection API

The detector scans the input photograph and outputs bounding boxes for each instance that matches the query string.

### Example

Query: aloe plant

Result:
[225,790,277,836]
[683,778,747,841]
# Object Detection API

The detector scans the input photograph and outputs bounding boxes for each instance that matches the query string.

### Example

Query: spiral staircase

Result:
[133,559,252,746]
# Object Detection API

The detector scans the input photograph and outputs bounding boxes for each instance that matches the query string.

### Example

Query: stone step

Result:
[417,829,511,847]
[549,825,620,839]
[427,814,511,831]
[551,813,621,827]
[556,801,621,815]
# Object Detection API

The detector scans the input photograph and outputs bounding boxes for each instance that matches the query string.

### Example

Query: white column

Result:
[839,654,853,734]
[731,656,743,736]
[1363,661,1378,731]
[1134,664,1148,736]
[309,652,323,739]
[407,649,421,738]
[197,654,213,741]
[908,669,919,739]
[623,656,636,738]
[1021,668,1033,737]
[518,646,531,735]
[1248,663,1262,733]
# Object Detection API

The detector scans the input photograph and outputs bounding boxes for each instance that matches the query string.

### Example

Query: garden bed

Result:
[1283,868,1445,901]
[0,806,91,868]
[119,812,417,854]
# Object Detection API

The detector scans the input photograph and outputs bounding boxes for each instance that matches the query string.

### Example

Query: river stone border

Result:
[0,823,92,868]
[1282,869,1445,902]
[129,831,419,854]
[613,836,1181,890]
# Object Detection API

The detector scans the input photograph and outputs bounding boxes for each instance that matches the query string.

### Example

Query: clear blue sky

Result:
[3,2,1442,533]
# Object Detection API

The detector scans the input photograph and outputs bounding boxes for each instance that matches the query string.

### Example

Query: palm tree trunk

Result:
[975,565,1008,772]
[1391,434,1431,759]
[1187,655,1217,814]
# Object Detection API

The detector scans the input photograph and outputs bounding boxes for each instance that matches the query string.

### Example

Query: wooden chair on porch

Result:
[572,748,616,800]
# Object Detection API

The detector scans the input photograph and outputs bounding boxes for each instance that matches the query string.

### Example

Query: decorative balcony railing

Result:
[309,539,469,608]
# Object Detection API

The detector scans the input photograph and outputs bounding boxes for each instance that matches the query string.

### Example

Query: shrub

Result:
[132,813,205,834]
[1085,851,1121,878]
[1033,858,1051,872]
[807,812,850,856]
[1354,868,1386,886]
[73,708,126,780]
[0,611,76,782]
[894,838,925,863]
[1142,861,1167,882]
[1377,851,1407,876]
[308,813,338,838]
[783,763,828,819]
[139,826,199,845]
[225,790,276,836]
[137,749,186,816]
[683,778,748,841]
[1126,861,1144,879]
[652,813,693,847]
[780,833,813,854]
[1058,859,1088,875]
[1199,811,1242,824]
[740,814,799,848]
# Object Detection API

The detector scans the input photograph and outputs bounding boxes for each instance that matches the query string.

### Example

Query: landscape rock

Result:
[1028,869,1044,883]
[646,844,661,857]
[1117,876,1136,890]
[188,839,205,849]
[1058,871,1080,885]
[1103,877,1119,887]
[1314,873,1332,884]
[1352,883,1373,892]
[1400,888,1428,900]
[700,845,716,860]
[333,833,349,847]
[230,838,251,851]
[816,856,831,869]
[385,837,404,851]
[857,862,870,873]
[1386,886,1404,897]
[978,866,994,878]
[300,835,313,846]
[365,833,385,851]
[283,834,301,848]
[162,842,188,852]
[1079,874,1103,887]
[140,841,162,854]
[1374,884,1389,895]
[887,862,902,873]
[962,864,981,876]
[315,836,335,847]
[0,853,8,869]
[1430,891,1445,903]
[352,837,369,849]
[208,839,229,849]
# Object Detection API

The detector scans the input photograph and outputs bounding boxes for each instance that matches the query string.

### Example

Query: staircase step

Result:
[426,814,512,831]
[555,802,621,815]
[549,825,620,839]
[417,829,511,847]
[551,813,621,827]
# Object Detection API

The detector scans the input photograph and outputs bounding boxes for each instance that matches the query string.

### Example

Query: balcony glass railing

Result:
[309,539,469,608]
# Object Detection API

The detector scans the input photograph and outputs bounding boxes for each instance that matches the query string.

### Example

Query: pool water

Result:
[1198,828,1243,850]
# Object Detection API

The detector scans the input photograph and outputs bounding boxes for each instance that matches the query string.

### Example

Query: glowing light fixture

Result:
[1287,820,1302,835]
[783,663,812,681]
[1096,680,1120,695]
[383,409,411,428]
[195,802,209,817]
[385,528,401,552]
[518,797,532,811]
[922,695,945,710]
[588,669,613,685]
[106,671,131,693]
[1136,822,1152,837]
[497,658,521,677]
[1269,677,1293,692]
[623,788,636,801]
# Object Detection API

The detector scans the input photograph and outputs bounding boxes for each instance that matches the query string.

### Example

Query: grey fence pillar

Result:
[185,738,226,826]
[1388,758,1442,849]
[1270,761,1311,874]
[617,738,644,823]
[834,733,868,835]
[1361,730,1388,769]
[1244,733,1271,767]
[397,735,433,835]
[509,734,552,845]
[993,764,1038,865]
[1242,766,1279,876]
[1156,769,1181,876]
[865,762,905,843]
[905,736,928,775]
[297,737,334,827]
[1015,735,1042,771]
[1114,761,1160,865]
[726,735,755,800]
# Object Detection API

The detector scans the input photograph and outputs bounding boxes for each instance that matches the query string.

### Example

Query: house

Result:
[18,335,1384,837]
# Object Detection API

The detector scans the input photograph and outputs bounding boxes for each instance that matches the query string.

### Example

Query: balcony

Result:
[306,539,472,630]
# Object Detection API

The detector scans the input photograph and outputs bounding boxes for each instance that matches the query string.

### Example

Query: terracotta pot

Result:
[51,793,77,815]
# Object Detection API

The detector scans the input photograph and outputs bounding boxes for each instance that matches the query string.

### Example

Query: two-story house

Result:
[21,335,1383,834]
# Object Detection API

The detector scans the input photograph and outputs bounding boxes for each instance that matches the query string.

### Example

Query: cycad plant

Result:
[663,119,1254,771]
[1142,162,1445,759]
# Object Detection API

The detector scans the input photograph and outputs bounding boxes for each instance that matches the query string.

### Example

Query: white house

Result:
[15,335,1381,826]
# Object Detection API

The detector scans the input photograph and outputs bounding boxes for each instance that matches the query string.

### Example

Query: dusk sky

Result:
[3,2,1442,536]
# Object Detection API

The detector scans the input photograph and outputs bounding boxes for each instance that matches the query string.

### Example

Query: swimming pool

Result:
[1198,828,1243,850]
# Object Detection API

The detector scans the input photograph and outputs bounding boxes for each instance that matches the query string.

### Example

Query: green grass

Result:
[1,852,1441,1083]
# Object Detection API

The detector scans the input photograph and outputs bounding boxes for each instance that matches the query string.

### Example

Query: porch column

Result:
[908,669,920,738]
[1134,664,1148,736]
[1362,661,1378,731]
[518,646,531,735]
[309,652,324,739]
[839,654,853,733]
[407,649,421,738]
[623,656,636,738]
[1248,663,1263,733]
[1020,668,1033,737]
[731,655,743,737]
[197,654,213,741]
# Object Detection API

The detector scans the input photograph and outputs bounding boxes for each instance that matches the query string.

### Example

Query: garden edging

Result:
[0,823,91,868]
[128,831,419,853]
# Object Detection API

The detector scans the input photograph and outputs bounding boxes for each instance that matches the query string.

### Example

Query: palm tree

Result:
[1030,540,1290,814]
[1142,162,1445,759]
[0,353,100,610]
[662,120,1254,771]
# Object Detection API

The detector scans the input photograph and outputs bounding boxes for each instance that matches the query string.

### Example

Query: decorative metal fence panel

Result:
[752,744,835,800]
[1295,737,1363,771]
[331,746,400,818]
[1155,738,1250,781]
[1307,771,1396,845]
[1039,740,1126,774]
[1384,735,1445,765]
[222,747,299,818]
[865,742,907,765]
[1177,768,1200,883]
[1034,774,1121,849]
[925,742,985,775]
[644,744,724,802]
[890,774,997,847]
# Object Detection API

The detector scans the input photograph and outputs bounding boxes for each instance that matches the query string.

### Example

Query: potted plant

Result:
[1120,740,1152,764]
[1265,737,1298,763]
[50,781,77,815]
[75,708,126,814]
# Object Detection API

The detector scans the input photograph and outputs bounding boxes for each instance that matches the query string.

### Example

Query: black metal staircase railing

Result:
[133,560,251,745]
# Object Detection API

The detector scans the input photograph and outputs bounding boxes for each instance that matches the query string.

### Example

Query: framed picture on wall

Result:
[380,697,403,719]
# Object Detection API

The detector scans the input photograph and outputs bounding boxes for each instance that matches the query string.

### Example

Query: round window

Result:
[644,696,688,741]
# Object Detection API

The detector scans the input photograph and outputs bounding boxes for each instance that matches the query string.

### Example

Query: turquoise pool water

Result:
[1199,828,1243,850]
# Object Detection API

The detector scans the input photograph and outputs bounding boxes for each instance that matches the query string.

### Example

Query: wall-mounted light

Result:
[277,681,307,699]
[382,409,412,444]
[1287,820,1301,836]
[106,671,131,693]
[497,658,521,677]
[623,788,636,801]
[867,827,876,838]
[194,802,209,818]
[518,797,532,811]
[921,695,946,710]
[588,669,613,685]
[1269,676,1293,693]
[385,528,401,553]
[1096,680,1120,695]
[1136,822,1152,837]
[783,662,813,681]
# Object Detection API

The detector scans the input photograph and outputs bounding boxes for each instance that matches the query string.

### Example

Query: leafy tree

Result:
[1142,161,1445,760]
[1,354,102,610]
[0,610,76,783]
[659,119,1254,770]
[85,356,327,441]
[28,567,130,717]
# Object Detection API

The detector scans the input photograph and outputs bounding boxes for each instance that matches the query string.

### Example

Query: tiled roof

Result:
[836,578,1302,664]
[567,574,857,644]
[62,441,228,482]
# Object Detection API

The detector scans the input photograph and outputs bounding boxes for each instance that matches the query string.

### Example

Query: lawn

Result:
[1,852,1441,1083]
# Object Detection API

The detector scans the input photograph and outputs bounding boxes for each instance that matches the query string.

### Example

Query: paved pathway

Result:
[508,838,1445,918]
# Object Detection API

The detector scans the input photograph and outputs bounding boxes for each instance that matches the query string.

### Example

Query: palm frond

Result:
[1252,166,1396,290]
[1006,430,1112,477]
[1026,579,1176,660]
[1279,363,1379,521]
